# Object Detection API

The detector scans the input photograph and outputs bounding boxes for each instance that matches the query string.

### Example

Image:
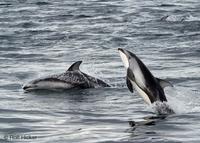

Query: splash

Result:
[151,101,174,115]
[167,87,200,114]
[155,86,200,114]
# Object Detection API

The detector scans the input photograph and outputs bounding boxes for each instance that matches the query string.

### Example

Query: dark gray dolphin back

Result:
[67,61,110,88]
[81,72,110,88]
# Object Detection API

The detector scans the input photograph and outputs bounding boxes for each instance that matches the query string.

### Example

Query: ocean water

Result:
[0,0,200,142]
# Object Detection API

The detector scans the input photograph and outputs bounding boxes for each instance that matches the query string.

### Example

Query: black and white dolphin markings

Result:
[118,48,173,106]
[23,61,110,91]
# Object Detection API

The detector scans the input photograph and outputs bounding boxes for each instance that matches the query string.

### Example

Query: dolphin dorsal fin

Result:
[67,61,82,71]
[156,78,173,89]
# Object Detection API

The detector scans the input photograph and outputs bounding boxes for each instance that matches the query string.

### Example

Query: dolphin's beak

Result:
[23,84,37,91]
[23,85,29,90]
[118,48,129,69]
[118,48,124,52]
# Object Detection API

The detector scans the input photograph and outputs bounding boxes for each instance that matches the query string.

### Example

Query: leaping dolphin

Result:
[23,61,110,92]
[118,48,173,106]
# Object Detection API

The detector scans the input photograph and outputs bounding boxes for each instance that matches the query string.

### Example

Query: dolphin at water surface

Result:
[23,61,110,92]
[118,48,174,113]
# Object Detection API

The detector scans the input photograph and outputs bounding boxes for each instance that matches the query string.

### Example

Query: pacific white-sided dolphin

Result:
[118,48,173,106]
[23,61,110,91]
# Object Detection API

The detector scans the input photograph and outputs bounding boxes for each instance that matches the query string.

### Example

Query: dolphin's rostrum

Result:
[118,48,173,106]
[23,61,110,92]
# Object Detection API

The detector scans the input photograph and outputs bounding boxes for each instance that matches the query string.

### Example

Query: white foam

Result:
[161,86,200,114]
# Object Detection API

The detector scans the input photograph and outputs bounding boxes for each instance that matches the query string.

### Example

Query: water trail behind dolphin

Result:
[151,86,200,115]
[147,87,182,115]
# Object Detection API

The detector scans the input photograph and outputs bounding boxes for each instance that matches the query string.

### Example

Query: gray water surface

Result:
[0,0,200,142]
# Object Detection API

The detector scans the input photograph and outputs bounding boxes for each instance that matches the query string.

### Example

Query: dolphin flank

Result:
[118,48,173,106]
[23,61,110,92]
